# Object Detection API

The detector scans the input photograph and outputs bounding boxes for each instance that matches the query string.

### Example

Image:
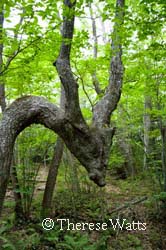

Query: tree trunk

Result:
[68,151,80,194]
[143,95,153,170]
[11,160,24,220]
[0,4,24,219]
[66,149,81,219]
[89,4,103,95]
[119,135,134,178]
[0,6,6,112]
[160,125,166,192]
[41,137,64,218]
[41,85,65,218]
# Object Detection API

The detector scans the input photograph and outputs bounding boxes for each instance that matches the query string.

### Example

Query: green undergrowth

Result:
[0,173,165,250]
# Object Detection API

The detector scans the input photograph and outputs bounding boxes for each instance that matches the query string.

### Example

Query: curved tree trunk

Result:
[0,96,114,216]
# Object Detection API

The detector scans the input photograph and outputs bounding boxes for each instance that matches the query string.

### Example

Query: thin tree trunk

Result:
[11,160,24,220]
[0,84,6,112]
[93,0,125,127]
[119,136,134,178]
[67,149,81,219]
[41,85,65,218]
[116,105,135,177]
[143,95,152,170]
[67,149,80,194]
[89,4,103,95]
[0,4,24,219]
[41,137,64,218]
[0,5,6,112]
[160,124,166,192]
[160,124,166,216]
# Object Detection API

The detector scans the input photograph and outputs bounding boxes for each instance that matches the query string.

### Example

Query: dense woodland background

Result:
[0,0,166,249]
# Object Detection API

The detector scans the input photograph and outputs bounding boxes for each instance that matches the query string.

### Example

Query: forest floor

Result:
[103,179,166,250]
[1,166,166,250]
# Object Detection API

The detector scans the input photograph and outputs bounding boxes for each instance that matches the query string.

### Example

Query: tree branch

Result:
[74,61,93,109]
[108,196,147,215]
[0,8,25,76]
[54,0,85,124]
[89,4,103,95]
[0,36,42,76]
[93,0,125,127]
[0,15,62,76]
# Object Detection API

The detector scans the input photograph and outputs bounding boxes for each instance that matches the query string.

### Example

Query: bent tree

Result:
[0,0,125,217]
